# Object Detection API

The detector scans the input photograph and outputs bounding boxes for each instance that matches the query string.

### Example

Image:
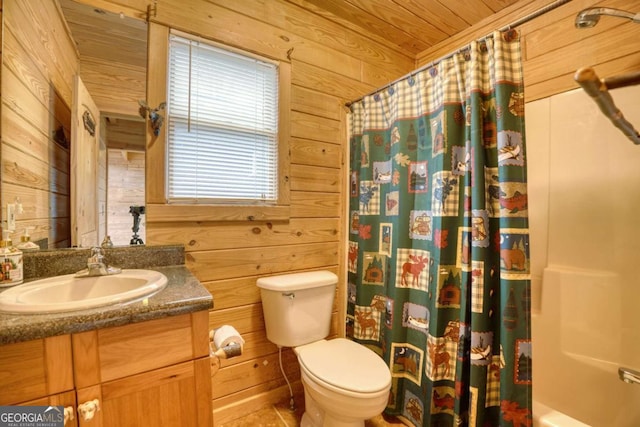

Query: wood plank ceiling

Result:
[60,0,522,69]
[290,0,522,55]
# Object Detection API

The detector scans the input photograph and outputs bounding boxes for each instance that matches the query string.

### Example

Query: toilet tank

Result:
[257,271,337,348]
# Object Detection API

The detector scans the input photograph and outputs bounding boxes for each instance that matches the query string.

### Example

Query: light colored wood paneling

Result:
[106,148,145,245]
[145,22,168,204]
[2,107,69,176]
[209,304,267,336]
[80,58,146,117]
[146,204,291,223]
[60,0,147,68]
[291,85,341,120]
[2,144,68,194]
[416,0,538,65]
[208,0,414,74]
[290,191,341,218]
[153,1,362,81]
[212,381,303,425]
[292,60,375,101]
[290,164,342,193]
[2,68,65,145]
[84,0,401,422]
[212,349,299,399]
[3,0,77,105]
[147,218,339,252]
[106,117,145,150]
[186,242,339,281]
[205,266,340,311]
[291,138,343,167]
[1,0,76,247]
[299,0,430,53]
[291,111,342,143]
[416,0,640,102]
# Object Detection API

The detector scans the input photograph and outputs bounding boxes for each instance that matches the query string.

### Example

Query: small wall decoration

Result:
[82,110,96,136]
[138,100,166,136]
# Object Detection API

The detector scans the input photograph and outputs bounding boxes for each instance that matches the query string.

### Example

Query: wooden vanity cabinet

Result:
[0,335,75,406]
[0,311,212,427]
[21,391,79,427]
[72,311,212,427]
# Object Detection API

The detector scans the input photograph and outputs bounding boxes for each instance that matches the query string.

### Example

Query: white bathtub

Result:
[531,267,640,426]
[533,401,591,427]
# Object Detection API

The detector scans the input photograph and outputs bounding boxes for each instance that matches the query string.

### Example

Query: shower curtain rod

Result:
[344,0,572,108]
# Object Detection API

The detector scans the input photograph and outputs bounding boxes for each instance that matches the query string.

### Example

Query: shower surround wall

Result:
[527,85,640,426]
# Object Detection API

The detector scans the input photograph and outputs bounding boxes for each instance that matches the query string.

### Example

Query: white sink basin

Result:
[0,269,168,313]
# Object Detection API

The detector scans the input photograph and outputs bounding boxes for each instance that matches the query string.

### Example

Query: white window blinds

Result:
[167,34,279,203]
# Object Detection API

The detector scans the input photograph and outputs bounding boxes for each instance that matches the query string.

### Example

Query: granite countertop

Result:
[0,246,213,345]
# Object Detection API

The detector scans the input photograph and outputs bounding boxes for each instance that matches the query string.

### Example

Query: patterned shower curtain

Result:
[347,30,531,427]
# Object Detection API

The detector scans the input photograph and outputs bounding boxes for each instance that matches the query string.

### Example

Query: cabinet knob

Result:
[77,399,101,422]
[63,406,75,425]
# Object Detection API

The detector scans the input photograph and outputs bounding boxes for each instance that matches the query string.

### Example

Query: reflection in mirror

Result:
[104,116,146,245]
[0,0,147,249]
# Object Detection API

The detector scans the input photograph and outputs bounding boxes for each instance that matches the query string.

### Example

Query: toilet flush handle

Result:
[282,292,295,299]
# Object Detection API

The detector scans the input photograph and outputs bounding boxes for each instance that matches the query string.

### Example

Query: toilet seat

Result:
[296,338,391,395]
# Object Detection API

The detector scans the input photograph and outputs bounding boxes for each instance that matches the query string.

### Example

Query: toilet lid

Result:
[296,338,391,394]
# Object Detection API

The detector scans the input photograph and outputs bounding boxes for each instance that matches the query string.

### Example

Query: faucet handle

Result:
[89,247,105,263]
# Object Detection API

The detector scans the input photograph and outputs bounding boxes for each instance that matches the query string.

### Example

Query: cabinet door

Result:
[0,335,73,405]
[78,358,212,427]
[21,390,78,427]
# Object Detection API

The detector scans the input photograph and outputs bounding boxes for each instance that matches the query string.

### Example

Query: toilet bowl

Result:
[256,271,392,426]
[295,338,391,427]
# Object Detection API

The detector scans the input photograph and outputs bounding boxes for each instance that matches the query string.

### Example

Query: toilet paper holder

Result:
[209,325,245,376]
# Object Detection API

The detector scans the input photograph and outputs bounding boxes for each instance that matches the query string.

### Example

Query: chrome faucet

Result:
[619,367,640,385]
[75,247,121,277]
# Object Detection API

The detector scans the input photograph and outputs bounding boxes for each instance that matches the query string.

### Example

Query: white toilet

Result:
[257,271,391,427]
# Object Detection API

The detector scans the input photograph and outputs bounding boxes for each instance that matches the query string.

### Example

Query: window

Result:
[167,34,279,204]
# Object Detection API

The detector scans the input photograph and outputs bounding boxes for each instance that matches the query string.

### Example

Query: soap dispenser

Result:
[16,227,39,251]
[0,229,23,286]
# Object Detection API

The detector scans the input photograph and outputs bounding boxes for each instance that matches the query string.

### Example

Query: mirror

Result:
[0,0,148,248]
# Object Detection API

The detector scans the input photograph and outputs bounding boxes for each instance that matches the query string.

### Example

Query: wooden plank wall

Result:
[73,0,413,424]
[0,0,78,247]
[59,0,148,117]
[104,118,145,246]
[5,0,636,424]
[106,149,145,246]
[416,0,640,102]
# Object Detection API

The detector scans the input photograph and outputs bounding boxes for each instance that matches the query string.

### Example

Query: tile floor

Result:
[219,400,406,427]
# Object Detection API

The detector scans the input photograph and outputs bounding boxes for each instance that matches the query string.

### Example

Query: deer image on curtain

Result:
[347,30,531,427]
